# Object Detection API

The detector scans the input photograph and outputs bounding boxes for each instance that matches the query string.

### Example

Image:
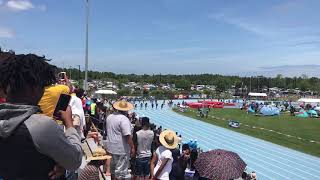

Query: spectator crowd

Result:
[0,51,257,180]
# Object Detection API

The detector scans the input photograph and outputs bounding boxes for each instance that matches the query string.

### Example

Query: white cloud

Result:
[0,27,15,38]
[6,0,34,11]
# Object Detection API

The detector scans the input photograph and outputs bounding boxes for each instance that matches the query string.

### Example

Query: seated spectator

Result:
[150,130,179,180]
[0,53,82,179]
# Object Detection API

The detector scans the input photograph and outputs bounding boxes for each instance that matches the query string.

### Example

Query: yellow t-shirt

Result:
[38,85,70,118]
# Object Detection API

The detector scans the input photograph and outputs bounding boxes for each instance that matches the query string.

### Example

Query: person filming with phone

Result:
[0,53,82,180]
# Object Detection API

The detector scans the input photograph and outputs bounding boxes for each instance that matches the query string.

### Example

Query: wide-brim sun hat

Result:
[87,147,112,161]
[113,100,134,111]
[87,155,112,161]
[159,129,179,149]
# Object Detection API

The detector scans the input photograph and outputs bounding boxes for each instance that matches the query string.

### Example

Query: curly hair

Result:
[0,53,57,94]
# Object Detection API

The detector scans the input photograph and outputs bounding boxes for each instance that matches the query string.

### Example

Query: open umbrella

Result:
[194,149,247,180]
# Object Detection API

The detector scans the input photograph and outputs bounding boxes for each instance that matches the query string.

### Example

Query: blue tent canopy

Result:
[260,106,280,116]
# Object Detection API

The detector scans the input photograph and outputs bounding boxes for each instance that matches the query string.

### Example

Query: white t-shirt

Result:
[69,96,85,131]
[136,129,154,158]
[154,146,173,180]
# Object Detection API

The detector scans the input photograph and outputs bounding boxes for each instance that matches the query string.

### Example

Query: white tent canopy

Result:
[297,98,320,103]
[95,89,117,95]
[248,92,267,97]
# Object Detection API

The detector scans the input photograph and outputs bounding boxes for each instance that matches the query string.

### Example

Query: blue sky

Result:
[1,0,320,76]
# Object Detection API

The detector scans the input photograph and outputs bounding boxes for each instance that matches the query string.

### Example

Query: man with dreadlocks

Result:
[0,49,13,103]
[0,53,82,180]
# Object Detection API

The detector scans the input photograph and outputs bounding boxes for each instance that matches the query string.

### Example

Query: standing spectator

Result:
[205,108,209,118]
[134,117,154,180]
[38,84,70,118]
[91,98,97,117]
[169,144,190,180]
[0,53,82,179]
[150,130,179,180]
[65,88,86,180]
[105,100,135,180]
[170,148,183,180]
[69,88,86,139]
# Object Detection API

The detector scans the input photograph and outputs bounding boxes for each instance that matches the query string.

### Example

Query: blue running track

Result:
[135,102,320,180]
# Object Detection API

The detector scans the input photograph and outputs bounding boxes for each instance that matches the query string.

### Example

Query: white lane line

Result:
[141,107,320,166]
[189,109,320,144]
[185,109,320,165]
[144,109,320,178]
[138,110,273,180]
[140,110,309,179]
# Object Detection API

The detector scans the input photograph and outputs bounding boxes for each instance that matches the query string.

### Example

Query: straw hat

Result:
[159,130,179,149]
[113,100,134,111]
[87,147,112,161]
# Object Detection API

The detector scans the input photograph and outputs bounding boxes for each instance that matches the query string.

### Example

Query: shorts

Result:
[135,157,151,176]
[110,154,131,179]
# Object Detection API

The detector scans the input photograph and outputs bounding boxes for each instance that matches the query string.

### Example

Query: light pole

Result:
[84,0,89,91]
[69,66,72,79]
[78,65,81,84]
[250,76,252,92]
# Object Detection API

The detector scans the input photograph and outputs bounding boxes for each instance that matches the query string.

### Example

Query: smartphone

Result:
[53,94,71,119]
[58,72,67,81]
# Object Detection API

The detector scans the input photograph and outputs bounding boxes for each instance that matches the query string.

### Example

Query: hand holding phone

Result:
[53,94,73,128]
[59,106,73,129]
[53,94,71,119]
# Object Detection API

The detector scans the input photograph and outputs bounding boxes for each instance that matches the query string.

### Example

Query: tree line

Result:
[61,68,320,93]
